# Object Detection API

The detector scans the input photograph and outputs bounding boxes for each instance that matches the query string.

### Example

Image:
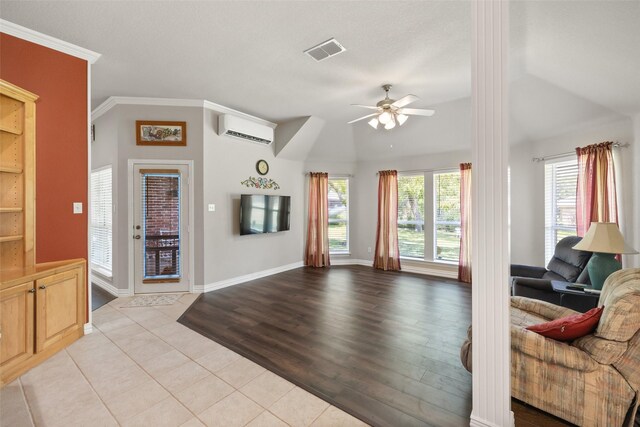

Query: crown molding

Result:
[0,19,101,64]
[92,96,276,128]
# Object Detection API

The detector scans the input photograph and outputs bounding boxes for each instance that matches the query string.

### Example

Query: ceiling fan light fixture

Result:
[384,119,396,130]
[397,114,408,126]
[368,118,379,129]
[378,111,392,125]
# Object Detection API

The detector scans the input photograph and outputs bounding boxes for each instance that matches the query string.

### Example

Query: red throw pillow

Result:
[526,306,604,341]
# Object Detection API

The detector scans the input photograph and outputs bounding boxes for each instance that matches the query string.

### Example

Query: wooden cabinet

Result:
[0,260,86,386]
[0,281,35,375]
[0,80,37,272]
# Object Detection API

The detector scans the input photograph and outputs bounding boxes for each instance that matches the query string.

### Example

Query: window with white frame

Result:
[398,175,425,259]
[328,177,349,254]
[434,171,461,262]
[91,166,112,275]
[544,158,578,263]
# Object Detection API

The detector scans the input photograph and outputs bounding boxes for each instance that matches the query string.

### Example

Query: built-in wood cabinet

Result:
[0,260,86,386]
[0,80,87,386]
[0,80,36,272]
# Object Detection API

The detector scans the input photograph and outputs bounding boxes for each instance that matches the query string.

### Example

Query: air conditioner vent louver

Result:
[218,115,274,145]
[304,38,346,62]
[225,130,271,145]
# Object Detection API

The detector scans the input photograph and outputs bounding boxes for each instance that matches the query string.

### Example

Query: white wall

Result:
[351,149,471,269]
[93,105,205,292]
[511,118,634,267]
[91,110,119,288]
[632,114,640,268]
[202,110,305,286]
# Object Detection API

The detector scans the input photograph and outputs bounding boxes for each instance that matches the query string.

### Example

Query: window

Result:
[434,171,461,262]
[328,177,349,253]
[90,166,112,275]
[398,175,425,258]
[544,158,578,263]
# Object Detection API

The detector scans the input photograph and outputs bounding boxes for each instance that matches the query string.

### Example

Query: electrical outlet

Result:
[73,202,83,214]
[208,204,216,212]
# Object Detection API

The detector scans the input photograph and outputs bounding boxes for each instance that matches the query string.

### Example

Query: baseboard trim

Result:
[331,258,458,279]
[195,257,458,294]
[91,273,129,297]
[470,412,515,427]
[84,323,93,334]
[330,258,370,266]
[197,261,304,293]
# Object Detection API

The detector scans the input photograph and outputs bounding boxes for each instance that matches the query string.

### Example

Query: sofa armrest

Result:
[511,264,547,279]
[511,325,599,371]
[511,296,578,320]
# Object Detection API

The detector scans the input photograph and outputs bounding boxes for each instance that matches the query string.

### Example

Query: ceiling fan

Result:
[348,84,435,130]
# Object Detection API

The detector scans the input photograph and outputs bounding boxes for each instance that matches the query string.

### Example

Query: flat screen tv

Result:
[240,195,291,235]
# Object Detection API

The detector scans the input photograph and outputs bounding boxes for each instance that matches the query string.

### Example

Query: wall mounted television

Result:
[240,194,291,235]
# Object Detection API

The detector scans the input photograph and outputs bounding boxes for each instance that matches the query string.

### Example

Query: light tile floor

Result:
[0,294,368,427]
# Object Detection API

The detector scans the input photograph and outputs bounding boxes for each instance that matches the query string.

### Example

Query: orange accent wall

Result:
[0,33,88,264]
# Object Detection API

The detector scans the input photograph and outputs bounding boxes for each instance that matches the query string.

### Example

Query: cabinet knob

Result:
[28,288,36,293]
[39,285,46,290]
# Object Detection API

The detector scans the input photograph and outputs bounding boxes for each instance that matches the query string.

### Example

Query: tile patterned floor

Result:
[0,294,368,427]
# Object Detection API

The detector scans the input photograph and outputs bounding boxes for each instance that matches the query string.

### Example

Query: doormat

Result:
[121,294,182,308]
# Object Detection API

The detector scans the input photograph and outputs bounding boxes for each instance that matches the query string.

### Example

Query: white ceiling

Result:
[2,1,639,161]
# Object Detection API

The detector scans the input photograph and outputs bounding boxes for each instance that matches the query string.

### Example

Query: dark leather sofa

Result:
[511,236,592,309]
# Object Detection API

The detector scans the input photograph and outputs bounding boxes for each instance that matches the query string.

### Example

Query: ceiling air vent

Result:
[304,38,346,62]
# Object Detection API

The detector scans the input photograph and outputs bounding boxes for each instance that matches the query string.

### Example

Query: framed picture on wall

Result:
[136,121,187,146]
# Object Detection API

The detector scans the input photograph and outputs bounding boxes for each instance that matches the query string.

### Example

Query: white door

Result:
[133,164,190,294]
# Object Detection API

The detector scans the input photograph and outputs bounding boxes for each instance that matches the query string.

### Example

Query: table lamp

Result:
[572,222,638,290]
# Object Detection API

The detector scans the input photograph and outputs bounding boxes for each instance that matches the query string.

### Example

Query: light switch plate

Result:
[73,202,83,214]
[208,204,216,212]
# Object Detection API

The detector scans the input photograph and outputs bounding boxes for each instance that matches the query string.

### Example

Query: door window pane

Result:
[141,173,181,279]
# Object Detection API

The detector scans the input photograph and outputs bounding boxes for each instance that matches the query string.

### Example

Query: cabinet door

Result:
[35,268,84,352]
[0,282,35,372]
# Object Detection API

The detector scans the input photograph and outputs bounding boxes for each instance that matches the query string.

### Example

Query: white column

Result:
[471,1,513,427]
[633,114,640,268]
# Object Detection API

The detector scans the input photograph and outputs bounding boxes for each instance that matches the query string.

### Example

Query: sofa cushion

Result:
[526,306,604,341]
[596,269,640,341]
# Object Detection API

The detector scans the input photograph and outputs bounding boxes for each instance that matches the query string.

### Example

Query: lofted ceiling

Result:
[2,1,639,161]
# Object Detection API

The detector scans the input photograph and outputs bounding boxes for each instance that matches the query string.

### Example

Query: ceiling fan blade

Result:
[351,104,379,110]
[397,108,435,117]
[347,113,378,124]
[391,94,418,108]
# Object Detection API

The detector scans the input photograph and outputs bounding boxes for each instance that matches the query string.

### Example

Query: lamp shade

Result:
[572,222,638,254]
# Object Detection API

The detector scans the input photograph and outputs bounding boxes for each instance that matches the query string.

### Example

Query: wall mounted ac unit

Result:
[218,114,274,145]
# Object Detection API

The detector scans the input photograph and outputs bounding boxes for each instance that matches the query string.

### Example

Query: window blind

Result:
[434,172,461,262]
[328,177,349,253]
[398,175,425,259]
[544,158,578,263]
[90,167,112,274]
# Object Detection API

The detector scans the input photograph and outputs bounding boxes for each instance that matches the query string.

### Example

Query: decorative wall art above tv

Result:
[136,120,187,146]
[241,176,280,190]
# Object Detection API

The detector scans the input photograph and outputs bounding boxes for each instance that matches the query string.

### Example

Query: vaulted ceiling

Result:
[3,1,639,161]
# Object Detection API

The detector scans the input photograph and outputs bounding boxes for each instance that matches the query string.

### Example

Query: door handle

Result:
[133,235,141,240]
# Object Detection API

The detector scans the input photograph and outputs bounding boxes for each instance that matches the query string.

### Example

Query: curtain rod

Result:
[304,172,353,177]
[532,142,629,163]
[375,167,460,176]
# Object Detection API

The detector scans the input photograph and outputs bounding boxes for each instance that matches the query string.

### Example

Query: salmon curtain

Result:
[458,163,472,284]
[576,142,618,237]
[373,170,401,271]
[305,172,330,267]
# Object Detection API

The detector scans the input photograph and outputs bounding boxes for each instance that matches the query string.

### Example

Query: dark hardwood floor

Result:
[91,283,116,311]
[179,266,571,427]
